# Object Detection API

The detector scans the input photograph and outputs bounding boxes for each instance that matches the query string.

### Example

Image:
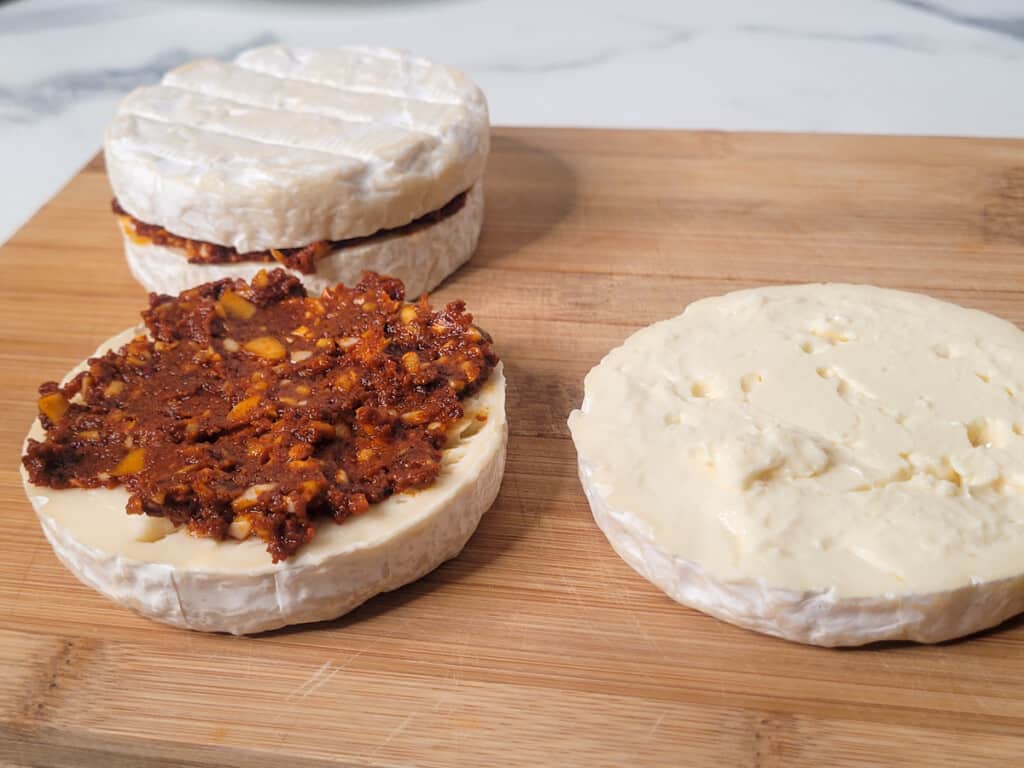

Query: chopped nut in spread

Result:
[23,269,497,562]
[112,191,469,274]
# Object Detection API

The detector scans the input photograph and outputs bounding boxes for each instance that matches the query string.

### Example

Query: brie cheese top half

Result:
[105,45,490,252]
[569,284,1024,598]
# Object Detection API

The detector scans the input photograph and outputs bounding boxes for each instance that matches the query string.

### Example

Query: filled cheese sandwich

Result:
[105,45,489,298]
[569,284,1024,646]
[22,269,506,634]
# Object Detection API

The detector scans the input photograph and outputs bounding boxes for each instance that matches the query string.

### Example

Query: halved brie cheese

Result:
[569,284,1024,646]
[106,45,489,252]
[104,45,489,295]
[22,329,507,635]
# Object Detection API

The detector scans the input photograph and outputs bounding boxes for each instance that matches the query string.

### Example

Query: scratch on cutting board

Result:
[11,543,42,605]
[628,610,665,659]
[645,712,668,742]
[556,567,611,643]
[510,473,537,528]
[286,652,362,702]
[432,630,472,718]
[369,711,418,758]
[286,660,338,702]
[972,695,997,716]
[242,644,255,680]
[876,653,896,675]
[554,564,667,689]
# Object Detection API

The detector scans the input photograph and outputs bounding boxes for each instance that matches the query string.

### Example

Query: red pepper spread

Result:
[111,191,469,274]
[23,269,497,562]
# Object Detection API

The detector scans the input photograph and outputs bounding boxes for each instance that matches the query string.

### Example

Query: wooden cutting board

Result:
[2,127,1024,767]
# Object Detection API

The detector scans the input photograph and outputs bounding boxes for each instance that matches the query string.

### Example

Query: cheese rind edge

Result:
[579,457,1024,646]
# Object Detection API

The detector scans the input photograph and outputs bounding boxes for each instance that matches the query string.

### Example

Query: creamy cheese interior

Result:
[569,284,1024,597]
[23,328,505,573]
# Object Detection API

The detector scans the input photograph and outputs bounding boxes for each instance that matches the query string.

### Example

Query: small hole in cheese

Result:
[810,326,855,345]
[690,380,711,398]
[966,419,991,448]
[740,372,764,394]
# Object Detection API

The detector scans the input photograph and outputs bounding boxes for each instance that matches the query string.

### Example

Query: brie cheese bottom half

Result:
[22,328,507,635]
[569,284,1024,646]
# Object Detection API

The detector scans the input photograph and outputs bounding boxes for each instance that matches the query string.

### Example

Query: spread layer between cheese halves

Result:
[123,182,484,298]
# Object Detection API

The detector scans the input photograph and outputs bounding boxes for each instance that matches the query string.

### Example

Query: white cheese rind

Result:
[122,183,484,298]
[104,45,489,252]
[22,329,506,634]
[580,459,1024,646]
[569,283,1024,646]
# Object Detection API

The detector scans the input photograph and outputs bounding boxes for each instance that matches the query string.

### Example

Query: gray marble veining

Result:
[887,0,1024,43]
[0,32,277,123]
[0,0,156,37]
[480,26,695,75]
[741,24,937,54]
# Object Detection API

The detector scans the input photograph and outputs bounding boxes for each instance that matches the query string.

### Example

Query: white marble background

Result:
[1,0,1022,245]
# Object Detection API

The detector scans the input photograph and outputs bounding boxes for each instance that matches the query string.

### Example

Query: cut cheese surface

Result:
[105,45,489,252]
[569,284,1024,601]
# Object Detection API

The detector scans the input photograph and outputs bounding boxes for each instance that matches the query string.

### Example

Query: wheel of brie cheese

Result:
[105,45,489,297]
[569,284,1024,646]
[22,270,506,634]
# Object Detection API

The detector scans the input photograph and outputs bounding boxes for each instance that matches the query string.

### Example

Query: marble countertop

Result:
[2,0,1022,245]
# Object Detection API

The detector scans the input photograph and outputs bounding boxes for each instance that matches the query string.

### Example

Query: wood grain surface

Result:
[2,127,1024,767]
